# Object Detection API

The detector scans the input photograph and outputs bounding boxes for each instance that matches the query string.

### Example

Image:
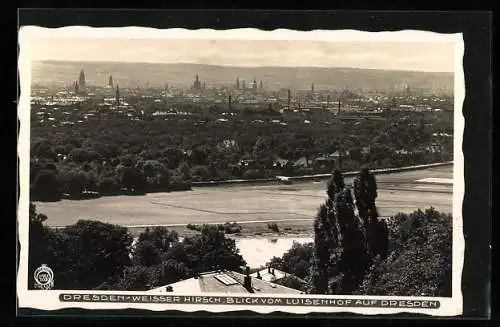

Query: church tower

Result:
[78,69,86,90]
[193,75,201,90]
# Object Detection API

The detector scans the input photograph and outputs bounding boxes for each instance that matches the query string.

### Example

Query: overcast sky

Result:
[26,38,455,72]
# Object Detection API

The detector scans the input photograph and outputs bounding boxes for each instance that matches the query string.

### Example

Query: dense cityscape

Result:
[30,68,453,201]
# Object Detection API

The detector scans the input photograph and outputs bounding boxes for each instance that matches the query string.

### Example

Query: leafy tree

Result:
[268,242,313,279]
[131,240,162,267]
[190,147,208,166]
[161,148,185,169]
[309,170,370,295]
[355,208,452,297]
[28,203,50,289]
[31,139,56,159]
[350,147,362,162]
[353,168,389,259]
[142,160,170,190]
[333,186,370,293]
[177,162,192,182]
[137,227,179,253]
[27,206,133,290]
[97,177,120,194]
[309,188,340,293]
[274,275,307,292]
[165,225,245,274]
[31,169,61,201]
[62,170,89,197]
[115,265,162,291]
[119,166,146,192]
[55,220,133,289]
[69,148,101,163]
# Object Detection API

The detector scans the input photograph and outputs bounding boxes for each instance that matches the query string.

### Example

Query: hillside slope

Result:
[31,60,453,94]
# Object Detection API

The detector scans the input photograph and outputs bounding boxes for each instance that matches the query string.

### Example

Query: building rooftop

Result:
[148,270,302,295]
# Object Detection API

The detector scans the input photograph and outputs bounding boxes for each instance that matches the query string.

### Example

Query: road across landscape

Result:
[34,165,454,229]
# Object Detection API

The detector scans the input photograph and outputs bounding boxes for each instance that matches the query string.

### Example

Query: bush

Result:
[222,222,242,234]
[355,208,452,297]
[186,223,201,231]
[267,223,280,232]
[31,169,61,202]
[274,275,307,292]
[267,242,313,280]
[28,207,134,290]
[98,177,120,195]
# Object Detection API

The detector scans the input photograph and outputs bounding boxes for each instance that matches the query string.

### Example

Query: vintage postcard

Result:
[17,26,465,316]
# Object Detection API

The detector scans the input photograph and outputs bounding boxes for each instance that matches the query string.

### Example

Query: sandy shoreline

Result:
[126,219,316,239]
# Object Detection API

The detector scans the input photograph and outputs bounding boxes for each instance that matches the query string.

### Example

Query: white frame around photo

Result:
[17,26,465,316]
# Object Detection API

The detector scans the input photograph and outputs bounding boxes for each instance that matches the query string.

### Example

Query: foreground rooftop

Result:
[148,269,302,295]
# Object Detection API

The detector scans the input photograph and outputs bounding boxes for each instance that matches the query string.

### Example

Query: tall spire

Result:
[108,74,113,88]
[193,74,201,90]
[236,77,240,89]
[78,69,86,90]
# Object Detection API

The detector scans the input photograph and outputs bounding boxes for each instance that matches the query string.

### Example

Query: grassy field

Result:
[35,165,454,237]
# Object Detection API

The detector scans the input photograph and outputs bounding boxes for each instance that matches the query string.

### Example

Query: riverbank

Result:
[126,219,315,239]
[40,165,453,233]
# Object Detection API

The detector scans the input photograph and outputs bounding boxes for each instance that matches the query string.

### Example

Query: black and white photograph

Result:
[17,25,465,316]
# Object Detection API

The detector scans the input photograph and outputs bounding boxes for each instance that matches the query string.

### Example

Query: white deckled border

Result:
[20,26,457,42]
[17,26,465,316]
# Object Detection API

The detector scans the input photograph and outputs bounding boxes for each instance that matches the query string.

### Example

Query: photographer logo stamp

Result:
[34,264,54,290]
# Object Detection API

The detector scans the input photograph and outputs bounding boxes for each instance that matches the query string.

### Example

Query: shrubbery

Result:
[29,203,133,290]
[267,223,280,232]
[28,205,246,291]
[268,170,452,297]
[274,275,307,292]
[187,222,241,234]
[355,208,452,297]
[221,222,242,234]
[268,241,313,280]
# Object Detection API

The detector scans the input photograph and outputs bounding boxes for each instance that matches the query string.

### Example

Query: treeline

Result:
[29,204,245,291]
[30,154,192,202]
[267,169,452,297]
[30,103,453,202]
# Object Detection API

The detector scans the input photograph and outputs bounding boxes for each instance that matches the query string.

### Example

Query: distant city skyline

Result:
[26,38,455,73]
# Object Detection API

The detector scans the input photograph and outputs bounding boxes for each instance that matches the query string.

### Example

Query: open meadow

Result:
[34,165,454,237]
